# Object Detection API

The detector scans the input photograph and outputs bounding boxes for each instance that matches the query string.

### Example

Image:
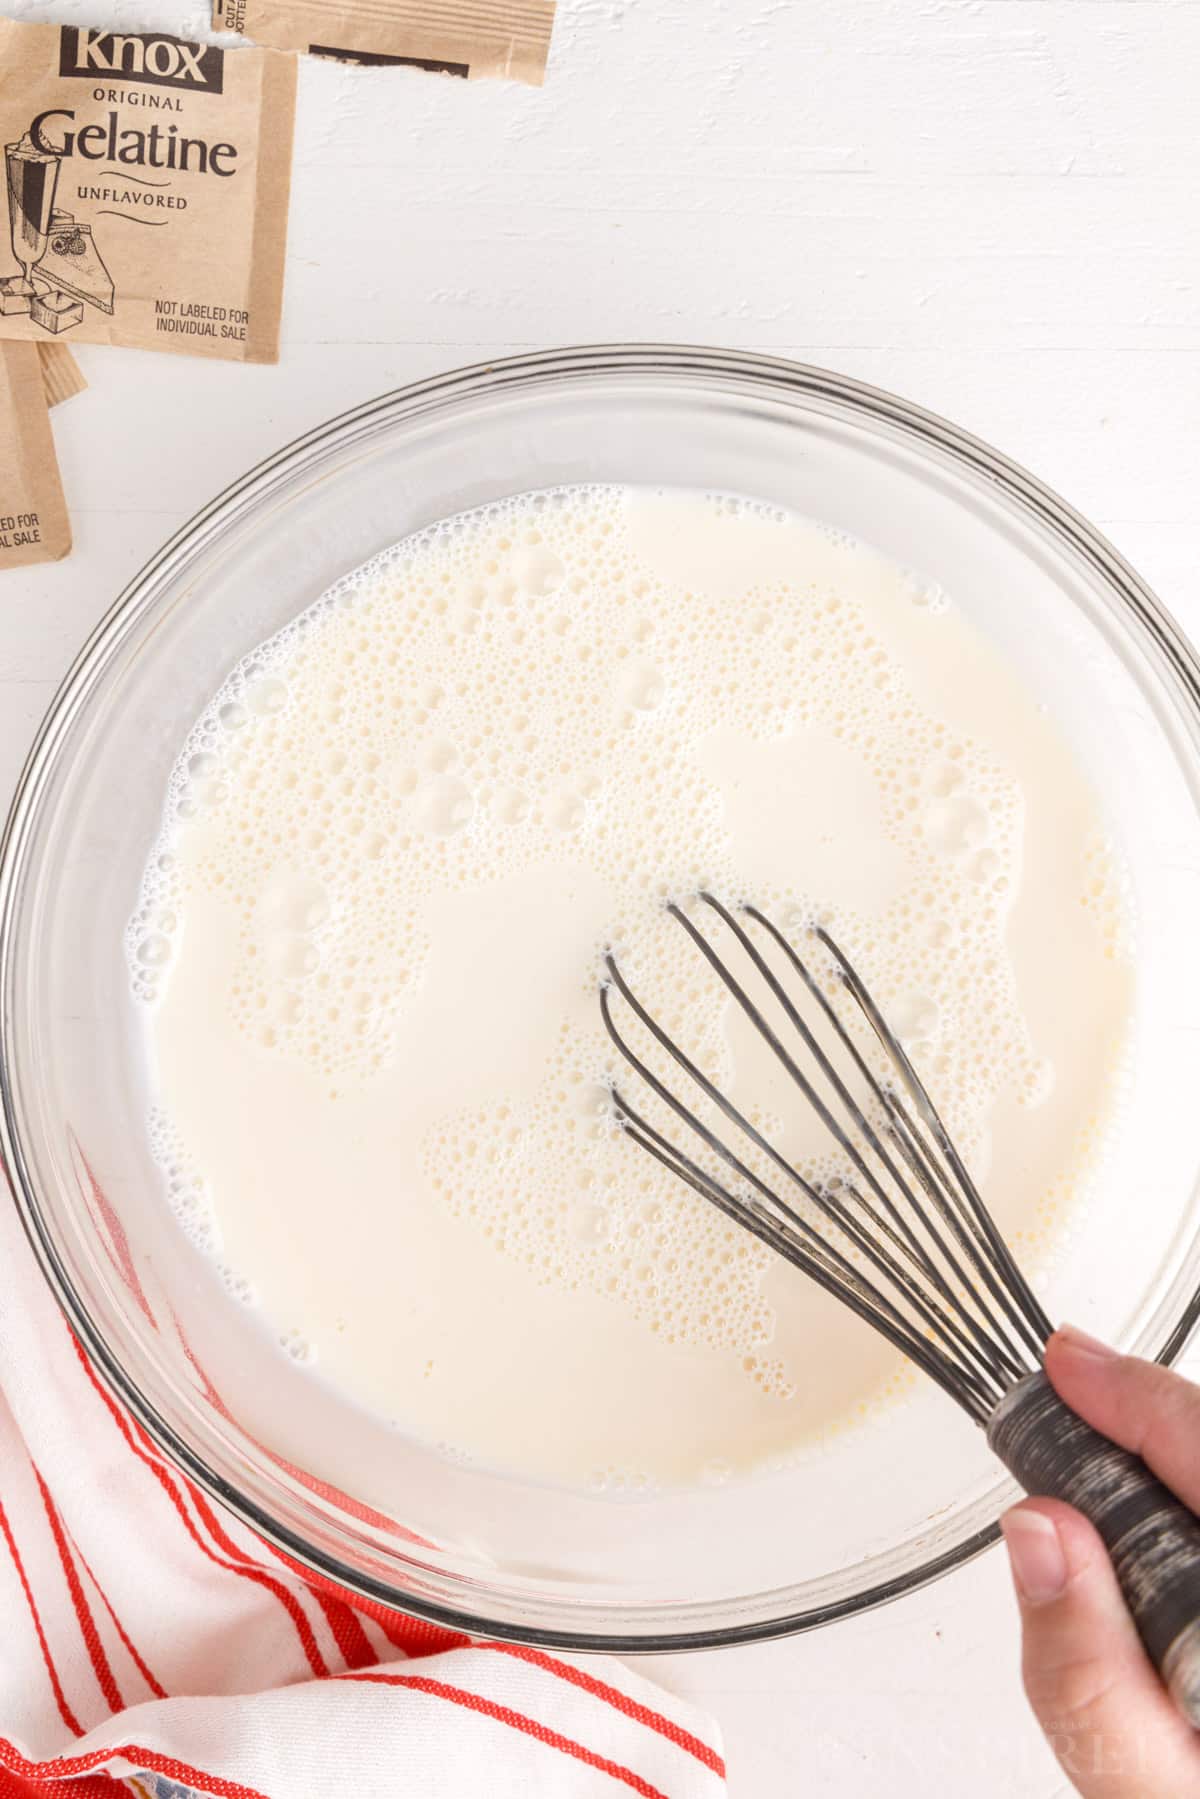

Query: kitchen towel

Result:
[0,1185,726,1799]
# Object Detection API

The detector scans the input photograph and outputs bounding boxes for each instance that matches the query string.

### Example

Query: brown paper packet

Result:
[213,0,555,84]
[39,341,87,407]
[0,341,71,570]
[0,20,296,363]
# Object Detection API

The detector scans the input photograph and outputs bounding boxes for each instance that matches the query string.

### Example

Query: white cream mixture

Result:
[129,486,1132,1489]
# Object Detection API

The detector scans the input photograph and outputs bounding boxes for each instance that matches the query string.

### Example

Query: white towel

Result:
[0,1183,725,1799]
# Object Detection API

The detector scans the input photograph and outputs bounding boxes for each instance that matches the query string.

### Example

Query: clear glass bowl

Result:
[4,345,1200,1652]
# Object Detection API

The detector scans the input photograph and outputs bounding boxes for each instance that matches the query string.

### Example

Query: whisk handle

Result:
[987,1370,1200,1726]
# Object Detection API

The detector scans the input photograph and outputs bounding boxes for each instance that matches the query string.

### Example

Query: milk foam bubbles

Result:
[129,486,1133,1489]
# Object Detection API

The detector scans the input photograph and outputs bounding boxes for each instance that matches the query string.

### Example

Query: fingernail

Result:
[1055,1323,1118,1361]
[1002,1508,1068,1603]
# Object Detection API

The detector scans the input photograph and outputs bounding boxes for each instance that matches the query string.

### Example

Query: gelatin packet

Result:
[213,0,555,84]
[0,19,296,363]
[0,340,71,570]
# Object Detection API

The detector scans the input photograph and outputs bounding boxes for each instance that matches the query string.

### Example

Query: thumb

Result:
[1002,1499,1200,1797]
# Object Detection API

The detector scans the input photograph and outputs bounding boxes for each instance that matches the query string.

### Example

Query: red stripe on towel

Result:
[345,1671,670,1798]
[0,1496,82,1735]
[32,1466,123,1714]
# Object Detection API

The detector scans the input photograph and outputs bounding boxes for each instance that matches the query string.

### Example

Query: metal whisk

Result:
[600,892,1200,1724]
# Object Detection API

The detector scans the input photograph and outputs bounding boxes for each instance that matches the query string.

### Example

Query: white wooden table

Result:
[4,0,1199,1789]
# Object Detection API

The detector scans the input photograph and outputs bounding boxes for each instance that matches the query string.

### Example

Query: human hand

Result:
[1002,1326,1200,1796]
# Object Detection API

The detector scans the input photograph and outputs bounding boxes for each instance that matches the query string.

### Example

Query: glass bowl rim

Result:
[4,341,1200,1653]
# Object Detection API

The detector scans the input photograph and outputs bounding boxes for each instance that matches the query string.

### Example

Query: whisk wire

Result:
[602,963,1009,1420]
[670,898,952,1282]
[823,929,1055,1344]
[741,904,1048,1368]
[668,896,1037,1399]
[600,897,1050,1422]
[810,922,1054,1348]
[687,895,1037,1383]
[606,1067,1000,1422]
[601,955,1002,1398]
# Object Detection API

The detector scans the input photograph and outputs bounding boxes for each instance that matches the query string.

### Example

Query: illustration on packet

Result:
[1,128,113,335]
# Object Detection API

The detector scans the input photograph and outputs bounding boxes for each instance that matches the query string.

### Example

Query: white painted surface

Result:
[3,0,1199,1790]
